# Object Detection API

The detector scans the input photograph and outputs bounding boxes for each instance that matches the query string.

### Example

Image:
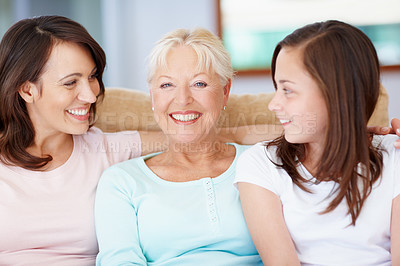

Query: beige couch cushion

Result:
[95,86,389,132]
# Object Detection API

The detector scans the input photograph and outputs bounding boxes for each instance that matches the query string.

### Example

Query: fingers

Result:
[391,118,400,136]
[367,126,392,135]
[391,118,400,149]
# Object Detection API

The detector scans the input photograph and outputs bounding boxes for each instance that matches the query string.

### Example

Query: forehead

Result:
[48,42,92,64]
[276,47,303,69]
[155,45,210,75]
[41,42,95,76]
[165,46,198,67]
[275,47,311,78]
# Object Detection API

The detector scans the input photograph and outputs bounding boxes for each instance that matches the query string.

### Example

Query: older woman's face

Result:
[151,45,230,144]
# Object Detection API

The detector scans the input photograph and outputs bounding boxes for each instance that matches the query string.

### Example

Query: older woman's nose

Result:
[175,85,193,106]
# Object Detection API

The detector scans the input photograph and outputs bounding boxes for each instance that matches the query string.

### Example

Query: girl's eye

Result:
[283,88,292,94]
[193,81,207,88]
[160,83,173,89]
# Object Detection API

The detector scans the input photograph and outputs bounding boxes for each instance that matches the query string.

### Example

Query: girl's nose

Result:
[268,92,283,112]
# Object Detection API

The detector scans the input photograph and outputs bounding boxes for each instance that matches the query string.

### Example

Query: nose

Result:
[268,91,283,112]
[77,82,99,103]
[174,85,193,106]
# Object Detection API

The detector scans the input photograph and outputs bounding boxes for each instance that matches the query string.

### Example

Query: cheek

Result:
[316,108,328,133]
[151,93,170,124]
[303,102,328,134]
[152,93,169,111]
[44,95,67,111]
[313,97,328,125]
[203,90,224,108]
[92,82,101,97]
[201,94,223,119]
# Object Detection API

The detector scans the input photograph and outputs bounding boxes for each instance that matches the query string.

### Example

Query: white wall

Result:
[381,71,400,123]
[101,0,217,92]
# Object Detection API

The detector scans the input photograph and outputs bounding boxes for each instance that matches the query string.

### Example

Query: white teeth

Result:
[280,119,291,124]
[171,113,200,122]
[67,108,89,116]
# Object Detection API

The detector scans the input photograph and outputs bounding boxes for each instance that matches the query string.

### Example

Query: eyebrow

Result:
[157,72,208,80]
[278,79,295,84]
[157,75,172,80]
[58,66,97,82]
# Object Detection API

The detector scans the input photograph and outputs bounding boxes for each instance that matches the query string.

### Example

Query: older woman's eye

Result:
[160,82,173,89]
[194,81,207,88]
[160,83,173,89]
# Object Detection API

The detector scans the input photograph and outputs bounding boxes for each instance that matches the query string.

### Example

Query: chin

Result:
[67,124,90,135]
[283,133,304,144]
[167,132,210,147]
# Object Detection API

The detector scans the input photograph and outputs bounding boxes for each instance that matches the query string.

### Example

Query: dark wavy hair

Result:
[0,15,106,170]
[268,20,383,225]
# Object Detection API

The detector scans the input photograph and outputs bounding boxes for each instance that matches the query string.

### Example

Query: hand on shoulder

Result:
[368,118,400,149]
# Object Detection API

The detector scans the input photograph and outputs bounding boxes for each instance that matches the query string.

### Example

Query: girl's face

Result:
[150,45,230,145]
[269,46,328,149]
[23,41,100,136]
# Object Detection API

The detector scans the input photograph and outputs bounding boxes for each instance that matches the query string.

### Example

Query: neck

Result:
[165,139,229,163]
[32,130,72,151]
[302,143,324,176]
[26,131,73,170]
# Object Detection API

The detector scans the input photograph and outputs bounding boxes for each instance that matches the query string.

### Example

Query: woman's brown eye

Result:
[64,80,76,87]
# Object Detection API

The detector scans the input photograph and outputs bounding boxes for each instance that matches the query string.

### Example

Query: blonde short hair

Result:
[147,28,234,86]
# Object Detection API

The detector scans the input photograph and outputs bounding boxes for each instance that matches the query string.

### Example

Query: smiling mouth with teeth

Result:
[67,108,89,116]
[280,119,292,125]
[171,113,201,122]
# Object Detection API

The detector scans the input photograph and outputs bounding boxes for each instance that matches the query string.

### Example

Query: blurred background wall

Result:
[1,0,399,124]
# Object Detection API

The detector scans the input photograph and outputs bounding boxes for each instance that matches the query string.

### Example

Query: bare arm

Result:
[391,195,400,265]
[238,182,300,266]
[389,119,400,264]
[392,118,400,149]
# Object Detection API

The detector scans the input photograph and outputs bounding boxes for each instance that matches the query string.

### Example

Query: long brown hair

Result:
[268,20,383,225]
[0,15,106,170]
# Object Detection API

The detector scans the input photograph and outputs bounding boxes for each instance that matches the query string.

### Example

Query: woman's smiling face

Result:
[24,41,100,136]
[269,46,328,149]
[150,45,230,145]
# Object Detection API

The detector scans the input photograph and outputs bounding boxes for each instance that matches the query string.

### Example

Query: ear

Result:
[222,79,231,106]
[18,81,39,103]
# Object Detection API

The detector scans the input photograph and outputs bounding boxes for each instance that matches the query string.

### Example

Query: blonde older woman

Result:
[94,28,262,265]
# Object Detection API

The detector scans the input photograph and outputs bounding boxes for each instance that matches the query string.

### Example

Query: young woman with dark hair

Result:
[235,20,400,265]
[0,15,169,265]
